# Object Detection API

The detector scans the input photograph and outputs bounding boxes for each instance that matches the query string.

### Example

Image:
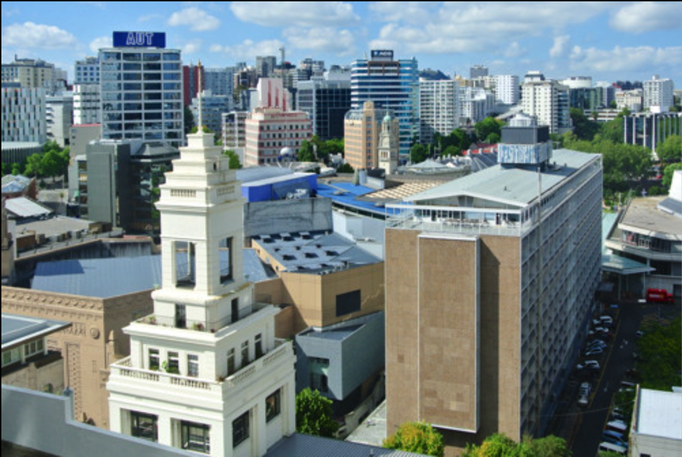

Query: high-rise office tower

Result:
[384,113,602,453]
[344,101,399,171]
[643,76,675,112]
[99,32,183,148]
[1,86,46,143]
[296,77,351,141]
[256,56,277,78]
[470,64,489,80]
[522,80,572,134]
[351,50,419,161]
[494,75,520,105]
[75,57,101,84]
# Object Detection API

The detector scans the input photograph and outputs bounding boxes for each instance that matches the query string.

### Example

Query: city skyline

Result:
[1,1,681,86]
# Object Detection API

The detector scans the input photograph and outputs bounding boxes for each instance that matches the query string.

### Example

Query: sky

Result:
[2,1,681,87]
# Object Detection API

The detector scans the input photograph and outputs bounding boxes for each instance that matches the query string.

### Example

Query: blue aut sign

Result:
[113,32,166,48]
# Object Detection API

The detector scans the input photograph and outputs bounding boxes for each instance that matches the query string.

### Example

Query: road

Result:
[570,300,681,456]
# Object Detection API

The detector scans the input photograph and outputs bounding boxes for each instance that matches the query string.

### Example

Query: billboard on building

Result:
[113,32,166,49]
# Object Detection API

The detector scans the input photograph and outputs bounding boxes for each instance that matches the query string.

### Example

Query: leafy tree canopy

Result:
[570,108,600,141]
[337,163,354,173]
[410,143,429,164]
[657,135,681,163]
[463,433,570,457]
[223,150,242,170]
[636,316,681,390]
[384,421,445,457]
[662,163,682,189]
[298,140,316,163]
[295,388,339,438]
[474,117,504,143]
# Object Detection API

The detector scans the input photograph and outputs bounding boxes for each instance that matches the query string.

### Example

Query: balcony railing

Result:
[110,339,292,394]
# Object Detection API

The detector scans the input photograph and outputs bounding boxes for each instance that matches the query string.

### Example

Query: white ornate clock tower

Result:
[108,105,296,456]
[378,113,399,175]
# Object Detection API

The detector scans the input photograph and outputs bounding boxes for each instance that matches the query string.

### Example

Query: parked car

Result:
[584,347,604,357]
[587,340,607,349]
[635,330,644,338]
[606,420,628,434]
[603,429,625,442]
[602,434,628,449]
[577,360,600,371]
[578,382,591,406]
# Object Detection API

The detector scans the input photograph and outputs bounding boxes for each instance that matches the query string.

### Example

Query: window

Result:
[227,348,236,376]
[336,290,361,317]
[175,304,186,329]
[309,357,329,393]
[231,298,239,324]
[266,390,281,422]
[181,421,210,453]
[149,348,160,370]
[241,341,249,368]
[175,241,196,288]
[220,237,233,284]
[131,411,158,442]
[255,334,263,359]
[232,411,250,448]
[188,354,199,378]
[167,352,180,374]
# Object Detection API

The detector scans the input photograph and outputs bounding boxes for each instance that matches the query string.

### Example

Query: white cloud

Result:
[90,36,112,53]
[168,7,220,32]
[504,42,527,59]
[570,45,682,74]
[2,7,21,18]
[181,40,202,55]
[550,35,571,59]
[231,2,359,27]
[2,22,78,49]
[284,27,356,56]
[610,2,682,34]
[368,2,440,24]
[213,39,286,60]
[368,2,612,55]
[138,14,164,23]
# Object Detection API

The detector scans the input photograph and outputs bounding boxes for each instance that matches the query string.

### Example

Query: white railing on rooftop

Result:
[386,208,534,238]
[110,339,292,394]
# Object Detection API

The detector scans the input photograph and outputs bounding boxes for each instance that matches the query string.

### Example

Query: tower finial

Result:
[197,60,203,131]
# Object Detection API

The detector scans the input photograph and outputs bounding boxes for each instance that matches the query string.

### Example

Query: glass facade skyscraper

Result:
[99,46,183,148]
[351,51,419,161]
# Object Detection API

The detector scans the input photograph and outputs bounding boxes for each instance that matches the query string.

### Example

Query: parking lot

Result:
[548,298,681,456]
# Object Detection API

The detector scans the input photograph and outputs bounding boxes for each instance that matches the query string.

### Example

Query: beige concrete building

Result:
[244,107,312,167]
[384,119,603,453]
[344,101,399,171]
[1,254,159,428]
[251,231,385,336]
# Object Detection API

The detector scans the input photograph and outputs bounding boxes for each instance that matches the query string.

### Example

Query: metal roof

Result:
[2,313,70,350]
[404,149,599,208]
[601,254,654,275]
[237,166,294,184]
[253,231,381,274]
[636,389,682,440]
[602,212,619,254]
[265,433,427,457]
[32,255,162,299]
[316,182,389,216]
[243,249,277,283]
[5,197,53,219]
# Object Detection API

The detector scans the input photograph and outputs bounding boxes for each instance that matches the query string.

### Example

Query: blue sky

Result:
[2,2,681,86]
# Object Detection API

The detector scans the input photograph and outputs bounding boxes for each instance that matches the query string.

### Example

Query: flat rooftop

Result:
[16,216,94,239]
[265,433,425,457]
[32,255,162,299]
[253,230,381,274]
[2,313,70,350]
[620,197,682,237]
[405,149,599,207]
[636,389,682,440]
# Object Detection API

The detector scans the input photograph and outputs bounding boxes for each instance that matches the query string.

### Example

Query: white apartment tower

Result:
[419,79,460,144]
[643,76,675,112]
[494,75,520,105]
[108,124,296,456]
[521,80,572,134]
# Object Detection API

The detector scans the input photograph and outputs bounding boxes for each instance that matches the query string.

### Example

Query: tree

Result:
[24,153,44,177]
[662,163,682,189]
[298,140,316,163]
[1,162,7,177]
[223,150,242,170]
[410,144,429,164]
[657,135,681,163]
[570,108,600,141]
[295,388,338,438]
[636,316,681,390]
[442,145,460,157]
[11,163,22,176]
[485,132,501,144]
[337,163,354,174]
[474,117,504,143]
[383,421,444,457]
[463,433,570,457]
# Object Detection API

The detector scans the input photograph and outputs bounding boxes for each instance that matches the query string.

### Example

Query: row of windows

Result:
[1,338,45,367]
[101,52,180,62]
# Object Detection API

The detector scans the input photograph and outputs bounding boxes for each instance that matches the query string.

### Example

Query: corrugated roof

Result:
[265,433,427,457]
[317,182,388,215]
[404,149,598,207]
[637,389,682,440]
[32,256,162,299]
[5,197,53,219]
